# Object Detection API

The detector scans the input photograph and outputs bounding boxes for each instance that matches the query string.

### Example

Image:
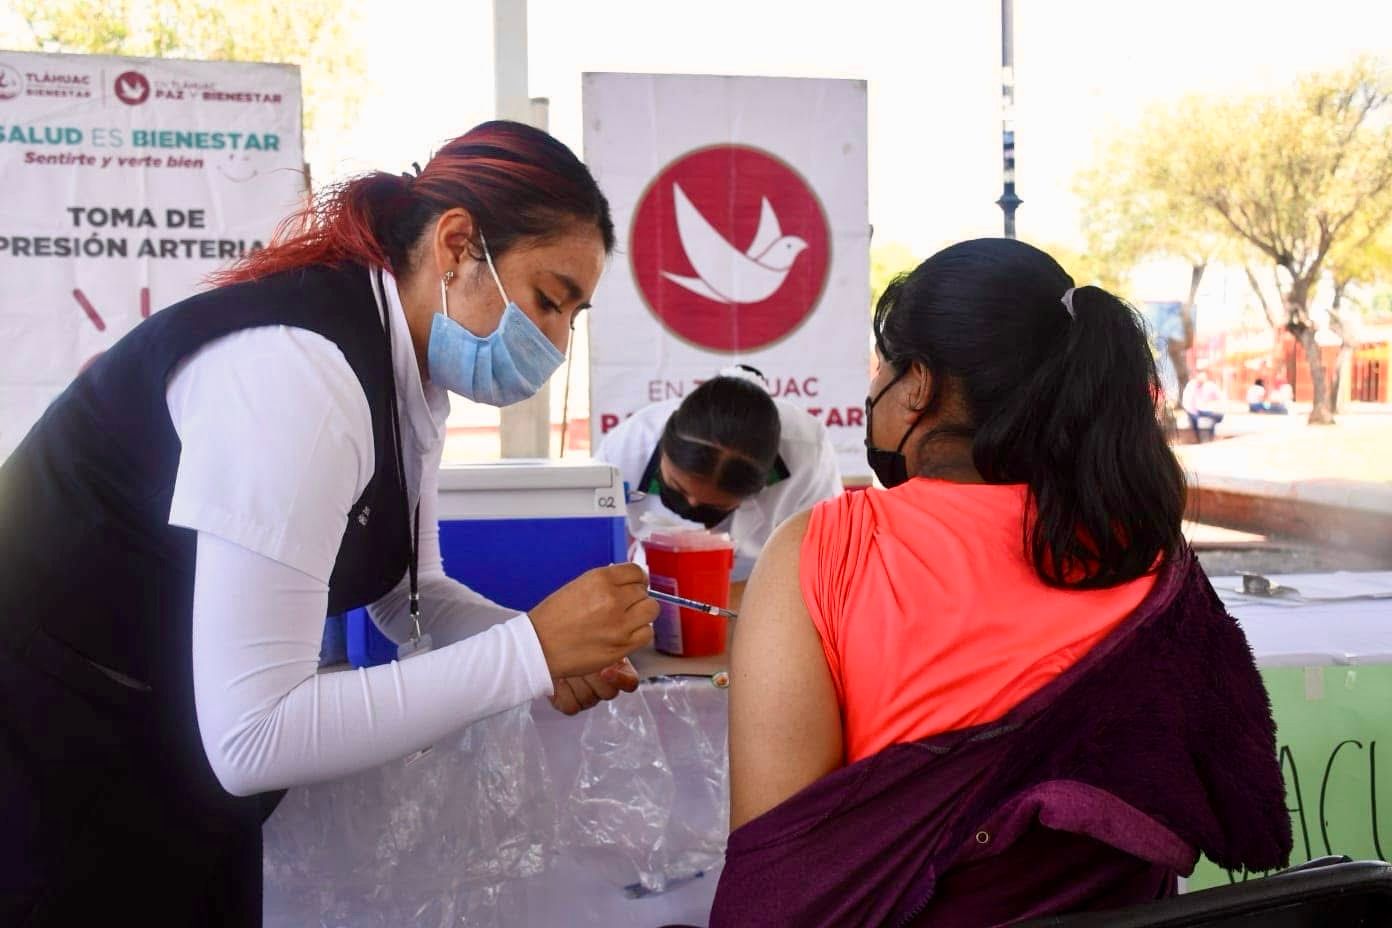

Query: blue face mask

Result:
[425,233,565,407]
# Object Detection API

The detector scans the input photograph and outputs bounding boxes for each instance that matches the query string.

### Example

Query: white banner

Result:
[0,51,305,457]
[582,73,870,476]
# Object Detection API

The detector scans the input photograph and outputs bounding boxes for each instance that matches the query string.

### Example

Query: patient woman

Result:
[712,240,1291,927]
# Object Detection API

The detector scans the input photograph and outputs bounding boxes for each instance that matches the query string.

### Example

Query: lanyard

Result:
[374,270,423,648]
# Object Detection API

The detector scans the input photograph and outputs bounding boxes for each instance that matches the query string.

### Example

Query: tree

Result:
[1027,239,1122,294]
[1325,229,1392,412]
[1240,256,1289,376]
[1075,123,1231,403]
[5,0,365,167]
[1163,58,1392,424]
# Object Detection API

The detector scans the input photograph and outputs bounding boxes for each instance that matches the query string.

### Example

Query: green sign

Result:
[1189,663,1392,889]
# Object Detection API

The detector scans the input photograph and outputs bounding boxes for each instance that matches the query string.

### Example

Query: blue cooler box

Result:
[345,460,627,668]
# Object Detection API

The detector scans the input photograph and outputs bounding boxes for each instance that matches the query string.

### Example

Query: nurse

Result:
[0,121,657,924]
[594,368,843,594]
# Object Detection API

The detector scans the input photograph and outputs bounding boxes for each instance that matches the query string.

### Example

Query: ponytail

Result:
[971,285,1186,588]
[874,239,1185,589]
[209,171,427,285]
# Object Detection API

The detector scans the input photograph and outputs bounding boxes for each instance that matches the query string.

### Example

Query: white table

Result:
[264,675,729,928]
[265,572,1392,925]
[1215,572,1392,666]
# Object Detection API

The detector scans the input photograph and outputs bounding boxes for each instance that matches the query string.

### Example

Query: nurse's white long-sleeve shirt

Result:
[165,270,553,797]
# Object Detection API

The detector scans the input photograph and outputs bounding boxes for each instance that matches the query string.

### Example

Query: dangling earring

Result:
[439,269,455,318]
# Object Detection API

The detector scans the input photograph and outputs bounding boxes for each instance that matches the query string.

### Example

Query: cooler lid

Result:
[437,459,620,493]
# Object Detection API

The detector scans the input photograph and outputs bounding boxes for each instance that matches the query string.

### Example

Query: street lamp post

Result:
[996,0,1022,238]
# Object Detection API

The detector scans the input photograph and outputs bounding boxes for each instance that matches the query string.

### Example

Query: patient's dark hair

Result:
[873,238,1186,589]
[660,376,781,497]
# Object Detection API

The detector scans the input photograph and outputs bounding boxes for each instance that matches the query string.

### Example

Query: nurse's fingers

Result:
[602,562,649,588]
[625,594,660,627]
[531,565,657,679]
[563,675,602,710]
[599,659,641,693]
[549,678,584,716]
[626,622,655,652]
[573,671,621,703]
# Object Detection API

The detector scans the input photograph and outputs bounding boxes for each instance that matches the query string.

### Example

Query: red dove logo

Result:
[0,64,22,101]
[114,71,150,106]
[662,184,809,303]
[630,145,831,353]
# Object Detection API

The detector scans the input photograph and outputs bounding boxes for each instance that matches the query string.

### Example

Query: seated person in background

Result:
[1181,367,1226,439]
[1247,377,1289,414]
[712,239,1290,928]
[595,369,842,598]
[1247,377,1269,412]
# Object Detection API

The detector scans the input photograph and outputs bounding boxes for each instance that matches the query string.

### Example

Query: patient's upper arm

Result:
[729,510,844,830]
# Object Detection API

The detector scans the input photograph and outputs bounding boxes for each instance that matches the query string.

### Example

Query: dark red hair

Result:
[212,120,614,285]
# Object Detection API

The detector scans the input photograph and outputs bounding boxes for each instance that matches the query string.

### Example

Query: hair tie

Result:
[400,161,423,184]
[719,364,769,389]
[1060,287,1077,319]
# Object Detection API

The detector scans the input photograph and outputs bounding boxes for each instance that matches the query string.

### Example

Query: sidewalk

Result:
[1176,408,1392,556]
[1176,410,1392,515]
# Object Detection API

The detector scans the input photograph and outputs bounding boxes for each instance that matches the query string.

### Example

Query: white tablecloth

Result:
[264,572,1392,926]
[1215,572,1392,667]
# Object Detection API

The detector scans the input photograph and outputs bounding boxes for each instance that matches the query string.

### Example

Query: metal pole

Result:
[996,0,1022,238]
[493,0,529,122]
[494,0,555,458]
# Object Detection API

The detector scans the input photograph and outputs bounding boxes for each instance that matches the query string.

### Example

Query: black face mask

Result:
[865,368,918,489]
[657,477,736,529]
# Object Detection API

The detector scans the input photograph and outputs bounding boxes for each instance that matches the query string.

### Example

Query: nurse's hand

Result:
[530,563,658,678]
[550,659,642,716]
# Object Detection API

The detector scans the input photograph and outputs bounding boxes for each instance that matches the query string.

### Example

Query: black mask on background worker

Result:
[656,476,736,529]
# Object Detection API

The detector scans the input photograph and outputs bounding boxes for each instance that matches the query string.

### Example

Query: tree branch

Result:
[1245,265,1280,332]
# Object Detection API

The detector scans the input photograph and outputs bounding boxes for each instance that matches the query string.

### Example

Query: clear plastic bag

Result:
[264,677,732,924]
[559,682,675,891]
[559,676,730,895]
[647,676,730,881]
[263,704,553,927]
[452,703,555,886]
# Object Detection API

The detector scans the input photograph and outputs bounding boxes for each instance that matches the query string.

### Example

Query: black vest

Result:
[0,262,411,814]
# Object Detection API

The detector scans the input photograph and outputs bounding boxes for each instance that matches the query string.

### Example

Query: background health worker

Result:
[594,369,843,593]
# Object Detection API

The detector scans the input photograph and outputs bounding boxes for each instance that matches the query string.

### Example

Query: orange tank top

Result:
[800,479,1157,764]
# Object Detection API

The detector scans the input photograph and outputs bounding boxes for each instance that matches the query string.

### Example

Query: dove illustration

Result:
[662,183,808,304]
[117,76,146,101]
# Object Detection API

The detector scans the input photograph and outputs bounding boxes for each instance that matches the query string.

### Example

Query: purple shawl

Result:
[711,550,1291,927]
